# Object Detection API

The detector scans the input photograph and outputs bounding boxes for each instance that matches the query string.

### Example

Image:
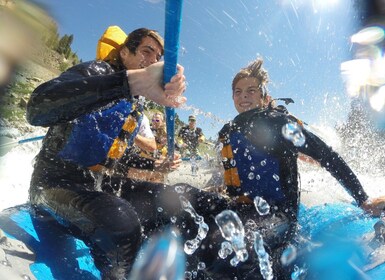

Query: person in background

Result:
[151,111,168,157]
[177,115,205,175]
[26,27,186,280]
[133,98,157,155]
[124,109,171,184]
[177,115,205,158]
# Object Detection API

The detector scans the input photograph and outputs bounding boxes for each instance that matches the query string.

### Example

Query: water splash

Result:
[254,231,274,280]
[291,265,307,280]
[215,210,248,266]
[180,104,227,125]
[179,196,209,255]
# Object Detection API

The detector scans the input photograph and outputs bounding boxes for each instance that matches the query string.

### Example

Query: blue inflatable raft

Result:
[1,202,385,279]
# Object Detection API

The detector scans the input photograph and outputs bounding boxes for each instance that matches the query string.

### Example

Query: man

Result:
[177,115,205,158]
[26,28,186,280]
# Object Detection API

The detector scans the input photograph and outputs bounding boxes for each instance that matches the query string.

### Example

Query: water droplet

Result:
[185,271,192,280]
[175,185,186,194]
[281,123,306,147]
[250,165,255,171]
[157,207,163,212]
[254,231,274,280]
[248,172,255,180]
[260,160,266,166]
[291,265,307,280]
[197,262,206,270]
[215,210,248,265]
[253,196,270,215]
[184,239,199,255]
[218,241,233,259]
[273,174,280,181]
[280,245,297,265]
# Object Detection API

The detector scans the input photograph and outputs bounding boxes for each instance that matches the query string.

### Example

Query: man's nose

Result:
[149,55,158,64]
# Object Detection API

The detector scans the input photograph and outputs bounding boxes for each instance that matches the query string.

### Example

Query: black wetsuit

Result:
[212,106,369,278]
[178,125,204,156]
[218,106,368,211]
[27,60,146,279]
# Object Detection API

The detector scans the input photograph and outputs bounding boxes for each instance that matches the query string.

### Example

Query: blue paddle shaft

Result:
[18,135,45,144]
[164,0,183,158]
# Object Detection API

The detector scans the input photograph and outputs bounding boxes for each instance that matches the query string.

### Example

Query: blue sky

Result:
[31,0,361,139]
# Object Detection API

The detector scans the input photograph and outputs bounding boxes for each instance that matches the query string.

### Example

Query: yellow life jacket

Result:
[96,25,127,63]
[88,106,142,173]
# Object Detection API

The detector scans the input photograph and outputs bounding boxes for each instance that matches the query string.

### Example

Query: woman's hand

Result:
[361,196,385,217]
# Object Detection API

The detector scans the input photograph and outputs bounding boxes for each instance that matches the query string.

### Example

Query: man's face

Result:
[232,77,265,113]
[121,36,163,70]
[188,119,196,129]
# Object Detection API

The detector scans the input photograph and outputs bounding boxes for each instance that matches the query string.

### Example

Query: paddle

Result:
[163,0,184,159]
[0,135,44,157]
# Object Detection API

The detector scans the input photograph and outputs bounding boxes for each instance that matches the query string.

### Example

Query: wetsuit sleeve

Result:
[27,61,130,127]
[299,129,369,206]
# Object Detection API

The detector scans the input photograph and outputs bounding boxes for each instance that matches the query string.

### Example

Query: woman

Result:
[214,57,385,278]
[151,111,168,157]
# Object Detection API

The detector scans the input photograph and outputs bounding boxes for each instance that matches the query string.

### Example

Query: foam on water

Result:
[0,132,43,211]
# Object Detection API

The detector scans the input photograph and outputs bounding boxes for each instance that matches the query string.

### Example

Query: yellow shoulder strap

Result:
[96,26,127,62]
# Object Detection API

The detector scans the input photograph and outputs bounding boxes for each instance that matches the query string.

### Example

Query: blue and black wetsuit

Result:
[214,105,369,278]
[27,60,148,279]
[219,106,368,215]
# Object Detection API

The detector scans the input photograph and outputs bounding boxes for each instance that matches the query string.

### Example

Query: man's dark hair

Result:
[124,28,164,55]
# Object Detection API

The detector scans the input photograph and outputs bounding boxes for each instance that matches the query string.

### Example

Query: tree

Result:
[56,34,74,59]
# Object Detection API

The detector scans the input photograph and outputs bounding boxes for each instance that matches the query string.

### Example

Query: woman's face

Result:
[232,77,265,113]
[152,114,164,128]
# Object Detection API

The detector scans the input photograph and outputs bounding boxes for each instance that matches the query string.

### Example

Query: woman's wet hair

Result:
[232,57,269,96]
[124,28,164,55]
